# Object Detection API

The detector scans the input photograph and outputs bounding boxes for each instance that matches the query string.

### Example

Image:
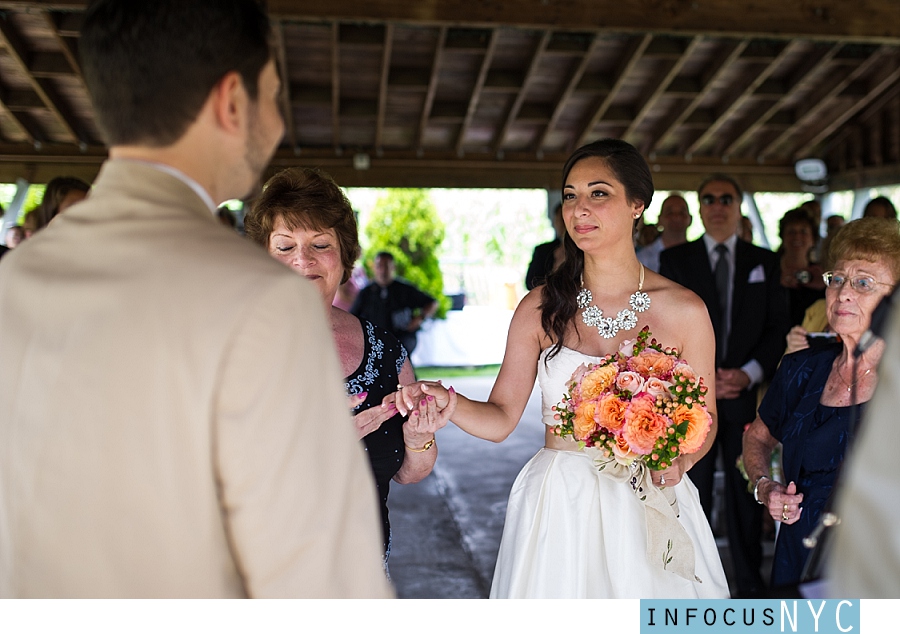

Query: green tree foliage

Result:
[362,189,449,318]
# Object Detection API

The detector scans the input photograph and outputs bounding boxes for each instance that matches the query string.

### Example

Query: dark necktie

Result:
[714,243,730,364]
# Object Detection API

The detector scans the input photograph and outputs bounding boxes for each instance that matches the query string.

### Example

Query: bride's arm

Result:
[401,291,546,443]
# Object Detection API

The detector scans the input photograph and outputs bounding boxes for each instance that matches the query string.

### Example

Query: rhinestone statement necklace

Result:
[577,264,651,339]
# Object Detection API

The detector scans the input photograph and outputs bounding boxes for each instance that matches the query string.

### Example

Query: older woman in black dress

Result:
[743,217,900,591]
[245,167,450,567]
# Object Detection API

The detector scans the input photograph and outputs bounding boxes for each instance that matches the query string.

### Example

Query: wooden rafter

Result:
[492,30,551,155]
[454,30,498,155]
[330,21,340,150]
[0,14,81,143]
[719,43,844,158]
[272,19,298,150]
[820,79,900,158]
[760,46,890,158]
[794,57,900,159]
[534,34,602,153]
[0,89,37,144]
[622,36,702,145]
[574,33,653,150]
[648,40,748,153]
[374,23,393,150]
[684,40,799,156]
[416,27,447,151]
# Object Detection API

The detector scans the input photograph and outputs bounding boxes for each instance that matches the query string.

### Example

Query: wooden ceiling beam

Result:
[533,34,602,153]
[2,1,899,42]
[0,92,37,144]
[720,43,843,157]
[330,21,340,151]
[684,40,797,156]
[374,24,393,151]
[416,27,446,151]
[622,36,702,147]
[574,33,653,150]
[648,40,748,153]
[0,14,81,144]
[760,46,890,158]
[454,29,498,155]
[272,20,298,151]
[492,30,552,155]
[795,59,900,159]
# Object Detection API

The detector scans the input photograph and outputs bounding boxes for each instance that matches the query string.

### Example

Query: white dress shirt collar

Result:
[113,159,218,214]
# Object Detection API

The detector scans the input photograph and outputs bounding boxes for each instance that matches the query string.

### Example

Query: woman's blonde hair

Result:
[826,217,900,281]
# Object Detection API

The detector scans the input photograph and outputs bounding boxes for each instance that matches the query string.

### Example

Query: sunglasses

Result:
[700,194,735,206]
[822,272,893,294]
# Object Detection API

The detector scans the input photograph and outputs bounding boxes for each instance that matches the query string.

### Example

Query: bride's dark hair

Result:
[541,139,655,360]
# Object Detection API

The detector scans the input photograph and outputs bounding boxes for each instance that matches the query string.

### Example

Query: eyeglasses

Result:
[822,271,893,294]
[700,194,735,206]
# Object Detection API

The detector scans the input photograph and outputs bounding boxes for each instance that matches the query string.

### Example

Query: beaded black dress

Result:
[345,319,409,558]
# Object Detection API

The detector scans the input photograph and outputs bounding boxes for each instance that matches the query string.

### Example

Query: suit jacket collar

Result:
[90,159,217,222]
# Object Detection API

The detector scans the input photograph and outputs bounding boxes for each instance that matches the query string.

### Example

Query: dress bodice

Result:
[537,346,602,427]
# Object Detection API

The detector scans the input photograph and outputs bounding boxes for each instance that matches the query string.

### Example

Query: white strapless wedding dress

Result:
[489,346,729,599]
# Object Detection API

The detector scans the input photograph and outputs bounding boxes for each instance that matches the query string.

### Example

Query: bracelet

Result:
[753,475,771,504]
[405,438,435,453]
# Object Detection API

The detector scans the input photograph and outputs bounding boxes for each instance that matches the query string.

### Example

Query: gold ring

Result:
[782,504,789,522]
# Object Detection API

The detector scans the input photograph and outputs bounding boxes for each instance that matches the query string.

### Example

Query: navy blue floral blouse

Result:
[758,343,865,589]
[345,319,409,556]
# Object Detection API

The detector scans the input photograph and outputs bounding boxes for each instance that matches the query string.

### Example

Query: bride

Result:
[395,139,729,598]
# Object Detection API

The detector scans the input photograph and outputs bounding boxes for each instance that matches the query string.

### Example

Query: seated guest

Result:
[245,167,451,565]
[778,208,826,326]
[742,217,900,591]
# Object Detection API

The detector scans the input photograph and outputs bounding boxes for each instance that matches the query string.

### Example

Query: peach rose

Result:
[579,365,617,400]
[673,403,712,454]
[612,433,638,466]
[615,371,645,395]
[597,393,627,433]
[623,393,668,455]
[628,349,676,378]
[618,338,637,358]
[573,399,600,441]
[644,377,673,400]
[672,362,699,388]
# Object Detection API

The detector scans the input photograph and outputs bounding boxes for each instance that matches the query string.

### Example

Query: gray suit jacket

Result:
[0,160,393,598]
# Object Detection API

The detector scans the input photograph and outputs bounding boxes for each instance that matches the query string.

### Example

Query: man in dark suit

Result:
[660,174,790,597]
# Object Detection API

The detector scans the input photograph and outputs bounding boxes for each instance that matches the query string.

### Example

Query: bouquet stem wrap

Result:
[588,451,702,583]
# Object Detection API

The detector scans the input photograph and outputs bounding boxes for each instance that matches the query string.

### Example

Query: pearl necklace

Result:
[577,264,651,339]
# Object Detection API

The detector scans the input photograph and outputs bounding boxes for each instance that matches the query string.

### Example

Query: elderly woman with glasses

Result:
[742,217,900,591]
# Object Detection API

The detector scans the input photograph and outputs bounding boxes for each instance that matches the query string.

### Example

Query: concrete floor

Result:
[386,375,773,599]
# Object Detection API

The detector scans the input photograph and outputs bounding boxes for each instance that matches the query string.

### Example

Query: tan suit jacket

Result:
[0,160,393,598]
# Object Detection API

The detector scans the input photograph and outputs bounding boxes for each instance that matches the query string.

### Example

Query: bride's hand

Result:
[349,391,399,440]
[651,456,688,488]
[389,380,452,416]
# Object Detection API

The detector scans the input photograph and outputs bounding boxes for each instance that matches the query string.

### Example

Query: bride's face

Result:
[562,157,644,252]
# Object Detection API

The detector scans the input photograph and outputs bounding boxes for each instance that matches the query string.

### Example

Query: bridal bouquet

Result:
[552,327,712,471]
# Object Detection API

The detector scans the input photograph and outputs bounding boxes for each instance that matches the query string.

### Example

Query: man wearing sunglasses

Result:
[660,173,790,598]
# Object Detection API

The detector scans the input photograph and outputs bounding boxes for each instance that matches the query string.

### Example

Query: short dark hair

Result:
[245,168,361,284]
[698,173,743,202]
[375,251,395,262]
[778,207,818,242]
[80,0,272,147]
[863,196,898,220]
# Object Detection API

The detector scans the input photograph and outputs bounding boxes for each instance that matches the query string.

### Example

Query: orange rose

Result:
[579,365,617,400]
[628,350,676,378]
[673,403,712,454]
[623,393,667,455]
[612,433,638,465]
[597,393,627,433]
[573,399,600,441]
